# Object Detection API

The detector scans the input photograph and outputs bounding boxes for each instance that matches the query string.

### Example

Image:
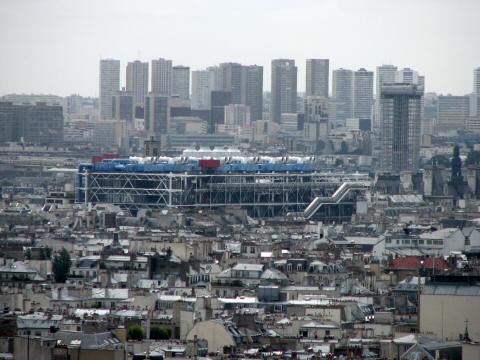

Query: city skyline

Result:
[1,0,479,97]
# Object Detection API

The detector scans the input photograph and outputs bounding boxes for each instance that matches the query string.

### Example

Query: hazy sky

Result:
[1,0,479,97]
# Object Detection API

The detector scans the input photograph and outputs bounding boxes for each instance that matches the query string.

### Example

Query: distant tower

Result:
[241,65,263,121]
[151,58,173,95]
[353,68,374,122]
[475,67,480,95]
[380,83,424,173]
[271,59,297,123]
[144,93,170,141]
[99,59,120,119]
[126,60,149,107]
[375,65,398,131]
[332,68,354,127]
[306,59,329,98]
[172,66,190,100]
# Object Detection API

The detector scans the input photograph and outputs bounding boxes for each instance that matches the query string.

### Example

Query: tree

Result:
[150,325,171,340]
[465,150,480,166]
[52,248,72,283]
[127,325,145,341]
[335,158,344,167]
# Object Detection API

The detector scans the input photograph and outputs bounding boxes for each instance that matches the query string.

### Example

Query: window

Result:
[250,247,255,254]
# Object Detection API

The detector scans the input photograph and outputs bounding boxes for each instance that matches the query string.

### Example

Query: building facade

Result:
[332,68,354,127]
[112,90,135,122]
[126,60,148,107]
[151,58,173,95]
[99,59,120,119]
[353,68,374,121]
[271,59,297,123]
[172,66,190,100]
[380,83,424,173]
[306,59,329,98]
[145,93,170,141]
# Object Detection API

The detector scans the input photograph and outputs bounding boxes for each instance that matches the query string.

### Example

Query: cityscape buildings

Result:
[332,68,354,127]
[353,68,374,122]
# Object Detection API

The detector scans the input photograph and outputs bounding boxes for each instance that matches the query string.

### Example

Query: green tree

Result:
[465,151,480,166]
[150,325,172,340]
[127,325,145,341]
[25,248,32,260]
[52,248,72,283]
[335,158,344,167]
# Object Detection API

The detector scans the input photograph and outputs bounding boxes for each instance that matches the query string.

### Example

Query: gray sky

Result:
[1,0,479,97]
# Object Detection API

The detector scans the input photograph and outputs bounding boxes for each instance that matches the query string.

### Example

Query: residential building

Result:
[191,70,212,110]
[112,89,134,122]
[145,93,170,141]
[151,58,173,95]
[353,68,374,122]
[271,59,297,123]
[126,60,149,107]
[306,59,329,98]
[241,65,263,121]
[172,65,190,100]
[332,68,354,127]
[99,59,120,119]
[380,83,424,173]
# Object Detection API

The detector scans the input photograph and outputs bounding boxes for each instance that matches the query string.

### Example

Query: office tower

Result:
[241,65,263,121]
[151,58,173,95]
[332,68,353,126]
[375,65,398,130]
[353,68,374,121]
[437,95,470,133]
[99,59,120,119]
[218,63,243,104]
[271,59,297,123]
[191,70,212,110]
[210,91,232,133]
[0,101,63,144]
[144,93,170,140]
[380,84,424,173]
[172,66,190,100]
[126,61,149,107]
[306,59,329,98]
[475,67,480,95]
[224,104,251,127]
[112,89,135,122]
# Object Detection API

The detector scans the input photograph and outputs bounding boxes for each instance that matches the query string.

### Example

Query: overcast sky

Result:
[1,0,479,97]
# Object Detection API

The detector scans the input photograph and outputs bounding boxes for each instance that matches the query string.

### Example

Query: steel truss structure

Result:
[76,171,369,218]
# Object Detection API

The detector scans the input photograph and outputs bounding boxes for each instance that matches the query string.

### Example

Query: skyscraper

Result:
[191,70,212,110]
[126,60,149,107]
[375,65,398,130]
[210,90,232,133]
[306,59,329,98]
[172,66,190,100]
[380,83,424,173]
[332,68,353,126]
[241,65,263,121]
[474,67,480,95]
[151,58,173,95]
[219,63,243,104]
[144,93,170,141]
[99,59,120,119]
[353,68,374,121]
[271,59,297,123]
[112,89,134,122]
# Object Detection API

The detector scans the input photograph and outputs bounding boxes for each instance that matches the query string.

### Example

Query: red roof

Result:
[390,256,449,271]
